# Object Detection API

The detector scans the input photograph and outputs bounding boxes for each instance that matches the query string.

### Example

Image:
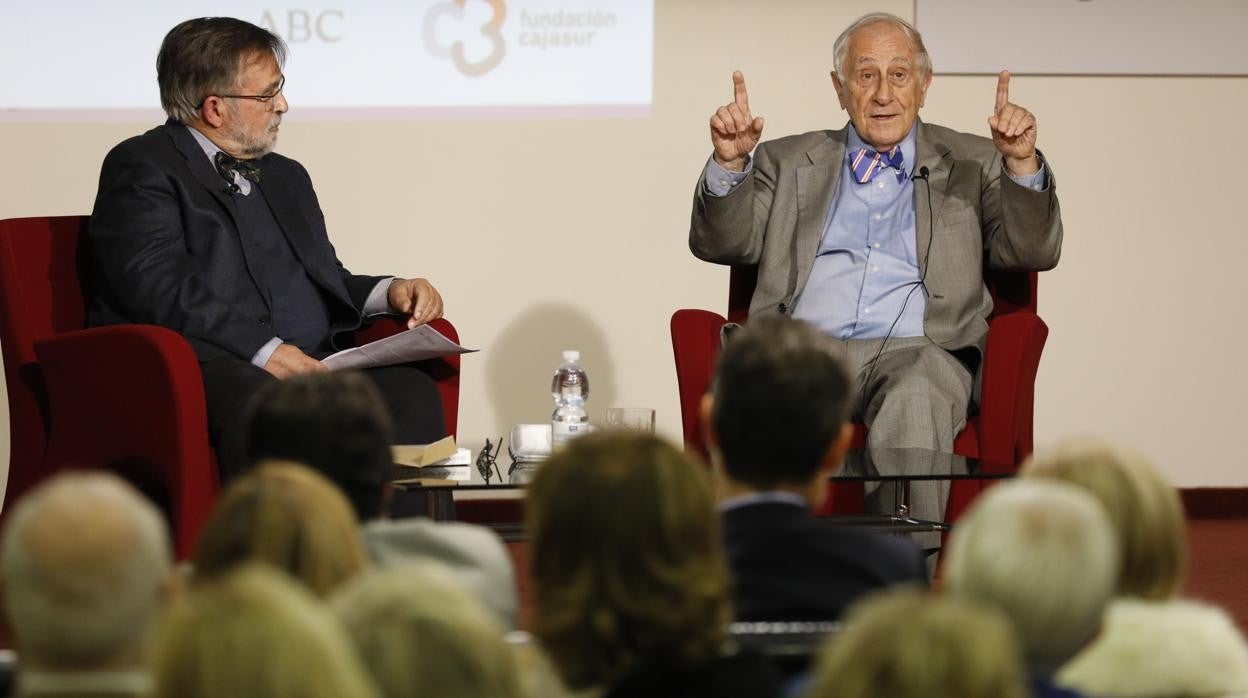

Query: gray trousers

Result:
[831,336,973,558]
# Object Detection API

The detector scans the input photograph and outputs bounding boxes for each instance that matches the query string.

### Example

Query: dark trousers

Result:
[201,358,446,481]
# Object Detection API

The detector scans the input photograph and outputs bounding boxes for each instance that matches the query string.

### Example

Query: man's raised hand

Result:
[987,70,1039,175]
[710,71,765,172]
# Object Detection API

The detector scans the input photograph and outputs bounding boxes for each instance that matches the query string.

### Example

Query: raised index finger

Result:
[733,70,750,110]
[995,70,1011,115]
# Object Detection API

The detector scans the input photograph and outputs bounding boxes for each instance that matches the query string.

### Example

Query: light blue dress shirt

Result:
[703,124,1046,340]
[794,125,924,339]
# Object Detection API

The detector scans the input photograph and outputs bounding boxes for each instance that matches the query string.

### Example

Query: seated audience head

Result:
[527,432,730,690]
[243,371,394,521]
[1022,438,1186,600]
[0,472,172,670]
[332,563,522,698]
[704,316,854,500]
[944,480,1118,676]
[150,564,373,698]
[192,460,368,597]
[807,588,1028,698]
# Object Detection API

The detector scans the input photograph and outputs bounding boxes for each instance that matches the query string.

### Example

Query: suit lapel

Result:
[167,122,245,232]
[259,163,354,310]
[914,121,953,279]
[793,131,845,298]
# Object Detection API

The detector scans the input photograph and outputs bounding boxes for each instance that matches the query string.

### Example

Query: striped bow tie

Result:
[214,151,262,185]
[849,146,905,184]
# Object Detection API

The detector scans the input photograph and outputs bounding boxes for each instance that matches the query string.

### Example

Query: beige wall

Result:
[2,1,1246,496]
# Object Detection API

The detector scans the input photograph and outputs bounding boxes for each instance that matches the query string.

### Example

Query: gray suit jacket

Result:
[361,518,518,629]
[690,120,1062,360]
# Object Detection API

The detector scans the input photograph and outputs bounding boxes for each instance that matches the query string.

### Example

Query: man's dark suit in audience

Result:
[703,316,927,622]
[242,371,518,628]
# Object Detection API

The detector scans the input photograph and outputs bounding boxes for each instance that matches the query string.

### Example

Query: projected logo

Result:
[423,0,507,77]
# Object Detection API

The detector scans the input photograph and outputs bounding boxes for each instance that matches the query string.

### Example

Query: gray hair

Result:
[833,13,931,79]
[1,472,171,667]
[943,480,1118,674]
[157,17,287,123]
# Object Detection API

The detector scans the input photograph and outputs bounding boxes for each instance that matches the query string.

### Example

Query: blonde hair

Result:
[944,480,1118,674]
[332,564,523,698]
[1022,438,1186,599]
[192,460,368,597]
[150,564,375,698]
[808,589,1027,698]
[527,433,730,690]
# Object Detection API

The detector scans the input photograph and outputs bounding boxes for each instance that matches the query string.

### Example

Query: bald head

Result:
[1,472,172,669]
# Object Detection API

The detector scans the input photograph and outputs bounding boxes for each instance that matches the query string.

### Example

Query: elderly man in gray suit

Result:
[691,12,1061,454]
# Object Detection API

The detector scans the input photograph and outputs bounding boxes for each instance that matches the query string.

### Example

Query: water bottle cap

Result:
[562,350,580,362]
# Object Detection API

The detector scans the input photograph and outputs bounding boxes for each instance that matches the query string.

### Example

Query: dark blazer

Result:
[86,121,386,362]
[722,501,928,622]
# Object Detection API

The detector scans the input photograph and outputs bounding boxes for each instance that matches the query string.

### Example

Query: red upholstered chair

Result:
[0,215,461,557]
[671,264,1047,518]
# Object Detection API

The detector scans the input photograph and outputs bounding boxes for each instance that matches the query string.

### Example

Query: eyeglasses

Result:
[476,437,503,483]
[197,76,285,109]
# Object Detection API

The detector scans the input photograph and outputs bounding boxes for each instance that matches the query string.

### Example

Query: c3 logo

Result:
[422,0,507,77]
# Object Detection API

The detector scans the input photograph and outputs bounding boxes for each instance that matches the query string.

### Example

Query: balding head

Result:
[1,472,172,669]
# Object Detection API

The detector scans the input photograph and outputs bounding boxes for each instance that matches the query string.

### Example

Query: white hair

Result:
[944,480,1118,674]
[1,472,171,667]
[832,13,932,79]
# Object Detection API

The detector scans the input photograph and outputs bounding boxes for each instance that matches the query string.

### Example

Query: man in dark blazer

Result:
[86,18,445,476]
[704,316,927,622]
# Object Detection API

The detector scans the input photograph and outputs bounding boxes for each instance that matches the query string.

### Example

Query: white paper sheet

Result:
[322,324,476,371]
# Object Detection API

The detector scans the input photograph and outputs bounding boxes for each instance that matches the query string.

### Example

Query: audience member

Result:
[806,588,1028,698]
[191,460,368,597]
[943,480,1118,698]
[332,563,523,698]
[149,564,375,698]
[704,316,926,622]
[1023,439,1248,697]
[0,473,173,698]
[528,432,779,698]
[242,370,517,627]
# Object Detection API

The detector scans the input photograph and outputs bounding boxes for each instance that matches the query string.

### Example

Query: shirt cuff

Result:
[363,277,398,316]
[703,155,752,197]
[1007,162,1047,192]
[251,336,284,369]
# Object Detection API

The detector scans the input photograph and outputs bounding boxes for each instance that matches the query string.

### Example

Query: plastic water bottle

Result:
[551,350,590,448]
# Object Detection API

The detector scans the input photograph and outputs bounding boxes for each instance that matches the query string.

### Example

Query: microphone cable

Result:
[856,165,933,410]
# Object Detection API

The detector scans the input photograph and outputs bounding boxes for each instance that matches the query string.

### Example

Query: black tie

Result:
[214,151,262,188]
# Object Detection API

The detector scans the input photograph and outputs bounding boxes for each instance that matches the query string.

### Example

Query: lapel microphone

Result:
[912,165,930,181]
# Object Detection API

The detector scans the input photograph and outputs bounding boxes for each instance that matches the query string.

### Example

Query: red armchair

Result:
[671,264,1047,516]
[0,215,461,557]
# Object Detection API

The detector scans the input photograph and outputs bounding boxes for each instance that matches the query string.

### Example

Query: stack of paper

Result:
[392,436,472,485]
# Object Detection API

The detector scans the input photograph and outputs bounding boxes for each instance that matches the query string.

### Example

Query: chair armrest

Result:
[977,312,1048,470]
[352,317,462,438]
[33,324,217,557]
[671,309,728,458]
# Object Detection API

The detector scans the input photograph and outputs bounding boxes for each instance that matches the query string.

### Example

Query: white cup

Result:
[604,407,656,433]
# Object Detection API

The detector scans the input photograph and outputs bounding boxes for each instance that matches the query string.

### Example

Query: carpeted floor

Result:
[1184,518,1248,633]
